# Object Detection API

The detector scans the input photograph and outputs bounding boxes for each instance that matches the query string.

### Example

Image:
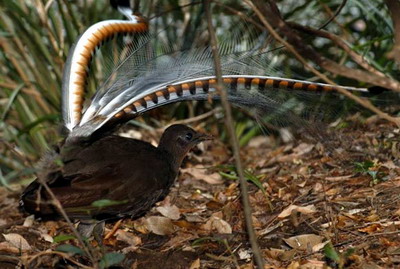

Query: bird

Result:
[20,124,211,221]
[20,1,384,225]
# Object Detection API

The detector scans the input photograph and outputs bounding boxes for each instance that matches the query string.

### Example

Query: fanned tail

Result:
[62,4,383,140]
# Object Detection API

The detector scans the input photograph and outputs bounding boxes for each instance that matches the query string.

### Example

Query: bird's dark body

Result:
[21,125,208,221]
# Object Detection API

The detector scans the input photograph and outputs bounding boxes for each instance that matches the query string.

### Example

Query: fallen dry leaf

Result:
[41,233,53,243]
[181,166,223,184]
[115,229,142,253]
[283,234,325,251]
[156,204,181,220]
[286,261,300,269]
[163,232,197,249]
[312,241,330,252]
[189,258,201,269]
[3,233,32,251]
[278,204,317,219]
[358,224,383,234]
[248,136,271,148]
[23,215,34,227]
[145,216,175,235]
[359,261,384,269]
[0,242,20,254]
[115,229,142,246]
[203,216,232,234]
[298,259,326,268]
[238,248,252,260]
[173,220,199,230]
[265,248,296,262]
[395,208,400,216]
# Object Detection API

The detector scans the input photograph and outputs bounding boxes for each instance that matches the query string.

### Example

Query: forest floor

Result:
[0,115,399,269]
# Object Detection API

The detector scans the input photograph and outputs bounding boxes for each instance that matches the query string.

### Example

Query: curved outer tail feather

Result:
[62,13,148,133]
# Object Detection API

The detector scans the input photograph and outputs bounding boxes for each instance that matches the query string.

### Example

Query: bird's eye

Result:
[185,133,193,140]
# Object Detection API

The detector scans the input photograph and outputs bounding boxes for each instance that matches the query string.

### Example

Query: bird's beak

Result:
[194,132,213,143]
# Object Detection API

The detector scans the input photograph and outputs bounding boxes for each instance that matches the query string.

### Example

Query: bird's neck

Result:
[157,144,187,174]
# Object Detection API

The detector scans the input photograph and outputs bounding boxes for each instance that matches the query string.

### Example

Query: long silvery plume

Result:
[62,12,372,139]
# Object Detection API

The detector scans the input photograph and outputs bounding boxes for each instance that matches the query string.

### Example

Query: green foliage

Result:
[55,244,85,255]
[55,242,125,268]
[219,165,273,209]
[219,166,266,192]
[324,242,341,263]
[354,160,387,185]
[99,252,125,269]
[354,160,375,173]
[53,234,76,243]
[323,242,355,269]
[0,0,120,184]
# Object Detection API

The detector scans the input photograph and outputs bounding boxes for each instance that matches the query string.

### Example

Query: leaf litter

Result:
[0,116,399,268]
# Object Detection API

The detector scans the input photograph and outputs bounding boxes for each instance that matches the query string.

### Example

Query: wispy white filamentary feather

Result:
[62,10,373,139]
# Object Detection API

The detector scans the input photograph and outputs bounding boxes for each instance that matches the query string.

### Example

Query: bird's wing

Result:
[22,136,175,220]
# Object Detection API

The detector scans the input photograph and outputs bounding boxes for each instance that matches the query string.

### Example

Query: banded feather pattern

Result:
[62,13,148,133]
[62,8,379,139]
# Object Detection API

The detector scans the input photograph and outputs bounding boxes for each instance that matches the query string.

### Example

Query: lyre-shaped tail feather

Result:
[62,10,148,133]
[64,5,378,139]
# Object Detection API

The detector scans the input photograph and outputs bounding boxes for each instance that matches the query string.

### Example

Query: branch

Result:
[204,1,265,268]
[385,0,400,65]
[245,0,400,126]
[287,22,387,78]
[249,0,400,92]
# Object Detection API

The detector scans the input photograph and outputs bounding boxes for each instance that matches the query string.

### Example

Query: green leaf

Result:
[239,125,260,147]
[244,170,267,195]
[1,83,24,121]
[91,199,128,208]
[323,242,341,263]
[55,244,84,255]
[99,252,125,269]
[354,160,374,173]
[0,168,12,190]
[53,234,76,243]
[219,171,238,180]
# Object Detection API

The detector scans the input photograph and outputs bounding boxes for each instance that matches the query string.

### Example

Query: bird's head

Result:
[158,124,212,170]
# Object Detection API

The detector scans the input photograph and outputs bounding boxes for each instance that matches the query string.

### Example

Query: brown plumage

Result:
[20,124,210,221]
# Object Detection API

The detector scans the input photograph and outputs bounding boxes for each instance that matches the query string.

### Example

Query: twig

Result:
[132,0,141,14]
[0,255,20,266]
[333,229,400,248]
[318,0,347,30]
[38,179,97,266]
[171,107,222,125]
[104,219,123,240]
[204,1,265,268]
[148,1,202,20]
[26,251,94,269]
[287,22,387,78]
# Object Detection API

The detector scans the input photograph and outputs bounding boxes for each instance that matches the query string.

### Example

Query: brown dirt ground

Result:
[0,116,399,269]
